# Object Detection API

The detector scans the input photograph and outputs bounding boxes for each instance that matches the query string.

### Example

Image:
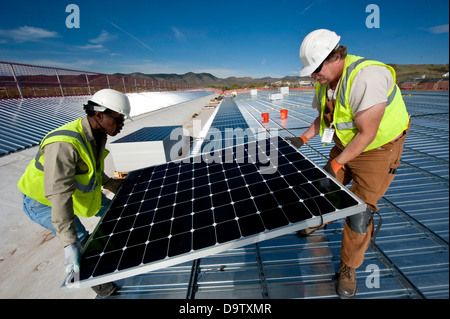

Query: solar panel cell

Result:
[233,199,258,218]
[171,215,192,233]
[260,208,290,230]
[93,251,121,277]
[216,220,241,243]
[193,226,216,250]
[118,244,146,270]
[213,205,236,223]
[238,214,265,236]
[173,201,192,218]
[282,202,312,223]
[168,231,192,257]
[143,238,169,264]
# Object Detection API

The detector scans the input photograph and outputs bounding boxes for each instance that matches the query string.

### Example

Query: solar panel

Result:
[63,136,366,289]
[200,97,255,152]
[0,96,87,157]
[111,126,183,143]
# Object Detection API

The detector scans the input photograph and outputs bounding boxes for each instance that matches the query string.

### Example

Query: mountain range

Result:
[116,72,309,87]
[117,64,449,87]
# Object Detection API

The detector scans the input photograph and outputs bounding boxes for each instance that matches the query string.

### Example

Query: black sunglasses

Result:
[313,61,324,74]
[105,113,125,124]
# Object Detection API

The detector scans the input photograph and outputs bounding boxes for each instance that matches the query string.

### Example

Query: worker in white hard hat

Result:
[18,88,132,298]
[286,29,410,298]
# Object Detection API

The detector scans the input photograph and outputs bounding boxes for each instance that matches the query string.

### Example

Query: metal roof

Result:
[106,90,448,299]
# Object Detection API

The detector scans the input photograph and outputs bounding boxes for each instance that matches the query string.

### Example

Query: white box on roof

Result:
[109,126,186,172]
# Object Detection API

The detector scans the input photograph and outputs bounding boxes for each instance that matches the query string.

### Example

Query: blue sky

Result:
[0,0,448,78]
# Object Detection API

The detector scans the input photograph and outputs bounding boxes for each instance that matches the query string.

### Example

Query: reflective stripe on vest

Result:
[335,86,398,131]
[33,130,98,193]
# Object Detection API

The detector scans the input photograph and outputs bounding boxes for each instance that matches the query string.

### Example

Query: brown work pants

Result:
[328,123,410,269]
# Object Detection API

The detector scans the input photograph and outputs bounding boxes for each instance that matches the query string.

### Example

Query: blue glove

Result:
[64,243,80,273]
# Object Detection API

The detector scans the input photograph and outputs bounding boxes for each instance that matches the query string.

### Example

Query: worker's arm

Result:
[43,142,80,248]
[330,102,386,170]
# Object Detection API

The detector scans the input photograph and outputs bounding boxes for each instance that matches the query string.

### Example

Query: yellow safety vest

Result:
[17,118,108,217]
[317,54,409,151]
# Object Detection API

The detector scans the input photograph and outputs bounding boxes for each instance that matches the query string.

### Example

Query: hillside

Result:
[118,72,309,88]
[119,64,449,88]
[389,64,449,82]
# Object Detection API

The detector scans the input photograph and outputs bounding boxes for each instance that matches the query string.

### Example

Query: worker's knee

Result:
[346,207,375,234]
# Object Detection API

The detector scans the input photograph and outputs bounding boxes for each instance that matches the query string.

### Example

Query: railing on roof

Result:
[0,61,199,100]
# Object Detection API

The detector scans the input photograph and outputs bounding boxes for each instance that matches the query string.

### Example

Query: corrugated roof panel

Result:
[0,96,89,156]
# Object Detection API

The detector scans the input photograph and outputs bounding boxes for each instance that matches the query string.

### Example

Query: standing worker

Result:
[17,89,132,298]
[286,29,410,298]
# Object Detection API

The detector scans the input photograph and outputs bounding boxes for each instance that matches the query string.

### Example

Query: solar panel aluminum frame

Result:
[62,137,366,291]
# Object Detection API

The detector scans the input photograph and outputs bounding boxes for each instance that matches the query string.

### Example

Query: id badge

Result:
[321,126,335,145]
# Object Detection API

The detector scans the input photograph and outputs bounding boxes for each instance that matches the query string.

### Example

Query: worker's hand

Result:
[64,243,80,274]
[323,159,343,178]
[285,134,309,148]
[104,178,124,194]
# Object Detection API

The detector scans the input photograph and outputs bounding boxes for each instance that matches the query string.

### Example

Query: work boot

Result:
[337,261,357,298]
[91,282,119,298]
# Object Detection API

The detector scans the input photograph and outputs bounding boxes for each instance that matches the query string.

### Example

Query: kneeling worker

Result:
[18,89,132,297]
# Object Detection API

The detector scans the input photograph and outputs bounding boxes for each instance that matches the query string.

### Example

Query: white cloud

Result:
[172,27,186,41]
[73,30,119,52]
[427,24,449,34]
[75,30,117,51]
[0,26,60,43]
[76,43,105,50]
[89,30,117,44]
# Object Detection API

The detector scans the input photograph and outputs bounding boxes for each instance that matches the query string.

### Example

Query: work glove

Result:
[64,243,80,274]
[285,134,309,148]
[104,178,124,194]
[323,159,343,178]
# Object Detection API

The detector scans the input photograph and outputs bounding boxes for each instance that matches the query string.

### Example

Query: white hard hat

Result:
[299,29,341,77]
[88,89,133,121]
